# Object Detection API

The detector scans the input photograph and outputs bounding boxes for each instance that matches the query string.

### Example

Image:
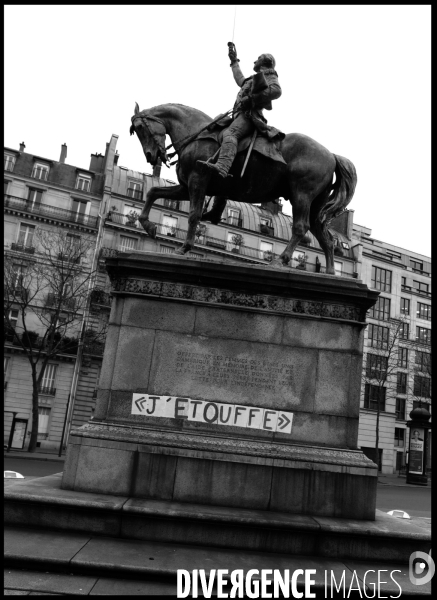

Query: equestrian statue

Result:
[130,43,357,274]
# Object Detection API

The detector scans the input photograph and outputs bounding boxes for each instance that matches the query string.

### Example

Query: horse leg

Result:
[201,195,227,224]
[310,218,336,275]
[174,172,209,255]
[138,184,188,238]
[272,192,311,267]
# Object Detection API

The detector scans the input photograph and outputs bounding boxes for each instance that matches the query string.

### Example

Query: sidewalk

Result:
[4,447,65,462]
[377,472,431,488]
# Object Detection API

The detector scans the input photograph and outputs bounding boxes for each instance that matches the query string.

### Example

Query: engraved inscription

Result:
[175,350,294,393]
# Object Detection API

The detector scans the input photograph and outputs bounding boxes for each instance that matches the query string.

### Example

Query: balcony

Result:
[401,284,431,299]
[10,242,35,254]
[4,194,99,229]
[106,211,139,228]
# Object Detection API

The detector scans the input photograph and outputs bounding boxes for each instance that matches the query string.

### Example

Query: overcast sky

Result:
[5,5,431,256]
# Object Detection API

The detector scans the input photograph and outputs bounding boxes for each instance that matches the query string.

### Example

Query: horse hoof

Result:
[173,247,186,255]
[149,224,157,239]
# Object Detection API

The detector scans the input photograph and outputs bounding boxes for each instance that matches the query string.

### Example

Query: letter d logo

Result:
[409,551,434,586]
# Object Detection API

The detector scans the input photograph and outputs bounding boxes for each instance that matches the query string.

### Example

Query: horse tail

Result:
[319,154,357,225]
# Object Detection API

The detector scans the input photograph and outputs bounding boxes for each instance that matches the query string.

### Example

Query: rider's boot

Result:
[197,137,238,178]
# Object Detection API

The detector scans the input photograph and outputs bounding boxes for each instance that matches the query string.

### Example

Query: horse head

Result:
[130,103,169,167]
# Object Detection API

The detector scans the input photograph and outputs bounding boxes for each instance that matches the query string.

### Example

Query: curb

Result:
[4,453,65,463]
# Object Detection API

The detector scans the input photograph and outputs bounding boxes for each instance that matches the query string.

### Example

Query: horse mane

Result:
[139,103,212,123]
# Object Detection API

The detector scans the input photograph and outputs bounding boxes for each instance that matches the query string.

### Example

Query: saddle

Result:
[196,120,287,166]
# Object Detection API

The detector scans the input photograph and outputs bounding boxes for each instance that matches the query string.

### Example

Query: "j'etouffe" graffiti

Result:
[131,394,293,434]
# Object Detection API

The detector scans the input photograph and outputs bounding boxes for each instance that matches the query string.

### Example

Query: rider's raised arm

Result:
[230,61,246,87]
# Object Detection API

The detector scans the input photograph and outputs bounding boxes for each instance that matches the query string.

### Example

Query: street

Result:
[4,457,432,518]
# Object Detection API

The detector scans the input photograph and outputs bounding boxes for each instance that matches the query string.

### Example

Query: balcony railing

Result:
[10,242,35,254]
[4,194,99,228]
[401,284,431,298]
[38,385,56,396]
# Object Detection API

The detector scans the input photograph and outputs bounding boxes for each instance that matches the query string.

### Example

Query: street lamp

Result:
[406,402,431,486]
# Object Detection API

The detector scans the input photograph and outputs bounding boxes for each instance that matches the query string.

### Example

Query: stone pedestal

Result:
[62,253,379,520]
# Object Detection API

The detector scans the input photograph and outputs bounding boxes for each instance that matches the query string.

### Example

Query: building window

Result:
[37,407,51,437]
[162,215,178,236]
[119,236,138,252]
[27,188,43,210]
[416,326,431,345]
[394,428,405,448]
[5,180,10,194]
[367,324,389,349]
[399,322,409,340]
[163,199,179,210]
[4,154,15,172]
[32,163,50,180]
[398,347,408,369]
[40,364,57,395]
[5,309,19,342]
[366,354,388,379]
[413,280,429,294]
[227,208,241,227]
[395,398,406,421]
[17,223,36,248]
[341,241,350,250]
[410,259,423,272]
[414,375,431,398]
[363,384,386,411]
[371,266,392,292]
[127,181,143,200]
[417,302,431,321]
[369,296,390,321]
[396,372,407,395]
[76,174,91,192]
[71,199,88,223]
[400,298,410,316]
[334,261,343,275]
[260,217,274,236]
[415,351,430,373]
[260,240,274,261]
[226,232,243,252]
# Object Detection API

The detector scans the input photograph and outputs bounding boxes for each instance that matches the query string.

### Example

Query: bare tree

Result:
[4,227,104,452]
[362,316,408,469]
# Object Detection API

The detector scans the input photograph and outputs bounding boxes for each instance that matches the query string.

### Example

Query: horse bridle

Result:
[130,114,169,165]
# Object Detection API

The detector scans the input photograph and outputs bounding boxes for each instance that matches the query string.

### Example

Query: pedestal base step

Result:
[4,527,431,597]
[5,474,430,564]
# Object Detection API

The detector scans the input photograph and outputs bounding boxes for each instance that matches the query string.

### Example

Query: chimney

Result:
[19,142,26,152]
[89,153,105,173]
[114,151,119,166]
[153,158,162,178]
[60,143,67,164]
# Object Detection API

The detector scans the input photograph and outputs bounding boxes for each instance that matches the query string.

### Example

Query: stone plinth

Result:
[62,253,379,519]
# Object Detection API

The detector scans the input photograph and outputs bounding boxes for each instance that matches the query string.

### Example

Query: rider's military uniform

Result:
[199,54,284,177]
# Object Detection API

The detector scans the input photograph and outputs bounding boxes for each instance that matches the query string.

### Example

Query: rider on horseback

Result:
[198,45,285,178]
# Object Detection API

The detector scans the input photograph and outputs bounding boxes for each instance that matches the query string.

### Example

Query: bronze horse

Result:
[130,103,357,274]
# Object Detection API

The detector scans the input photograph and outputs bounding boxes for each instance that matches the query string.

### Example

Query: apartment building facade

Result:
[5,138,430,469]
[352,224,431,474]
